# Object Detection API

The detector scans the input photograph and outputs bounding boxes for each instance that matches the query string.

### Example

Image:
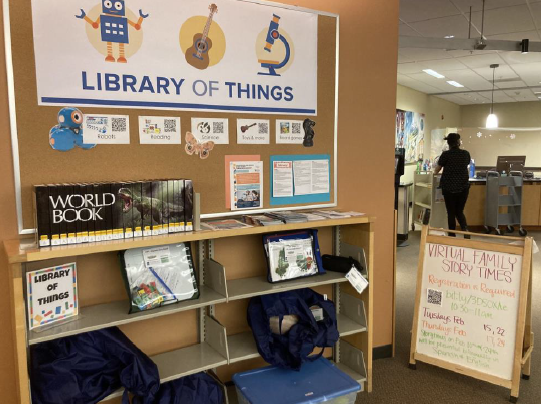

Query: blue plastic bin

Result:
[233,358,361,404]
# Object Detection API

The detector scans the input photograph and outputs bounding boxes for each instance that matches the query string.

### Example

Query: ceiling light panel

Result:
[423,69,445,78]
[447,80,465,87]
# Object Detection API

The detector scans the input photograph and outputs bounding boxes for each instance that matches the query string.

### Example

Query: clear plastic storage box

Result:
[233,357,361,404]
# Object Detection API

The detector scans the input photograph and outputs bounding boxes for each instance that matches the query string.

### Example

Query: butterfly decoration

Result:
[185,131,215,159]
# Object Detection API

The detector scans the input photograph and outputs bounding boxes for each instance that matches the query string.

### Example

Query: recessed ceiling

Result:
[398,0,541,105]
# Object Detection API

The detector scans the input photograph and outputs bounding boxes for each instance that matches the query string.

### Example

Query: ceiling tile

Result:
[408,72,470,91]
[397,73,421,86]
[399,47,454,61]
[452,0,528,13]
[454,92,490,103]
[400,0,461,23]
[499,50,541,64]
[508,62,541,85]
[530,2,541,28]
[473,65,520,80]
[408,14,472,38]
[398,53,414,63]
[435,94,470,105]
[397,62,427,74]
[456,53,506,68]
[470,5,535,36]
[504,88,539,101]
[399,24,423,36]
[419,58,469,70]
[486,30,540,41]
[398,80,443,94]
[494,79,526,88]
[443,69,494,90]
[491,90,516,102]
[445,49,499,57]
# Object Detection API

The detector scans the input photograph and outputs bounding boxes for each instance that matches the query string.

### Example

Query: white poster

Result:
[139,116,181,144]
[237,119,270,144]
[230,161,263,210]
[27,263,78,330]
[276,119,304,144]
[83,114,130,144]
[272,161,293,197]
[191,117,229,144]
[416,243,523,380]
[30,0,318,115]
[293,159,330,195]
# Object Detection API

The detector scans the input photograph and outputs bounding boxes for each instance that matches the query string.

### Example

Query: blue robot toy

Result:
[49,107,96,152]
[76,1,149,63]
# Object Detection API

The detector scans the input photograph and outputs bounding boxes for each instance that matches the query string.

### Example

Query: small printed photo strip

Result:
[27,262,78,330]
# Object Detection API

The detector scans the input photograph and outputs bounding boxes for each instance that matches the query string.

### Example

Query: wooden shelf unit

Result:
[5,216,374,403]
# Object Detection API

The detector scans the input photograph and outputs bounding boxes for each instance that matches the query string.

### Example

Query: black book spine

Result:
[57,185,68,244]
[61,184,76,244]
[161,180,167,234]
[104,182,114,240]
[142,181,152,236]
[48,184,61,245]
[111,182,124,239]
[86,183,96,242]
[151,180,160,235]
[34,185,50,247]
[177,179,185,232]
[93,183,103,241]
[133,181,143,238]
[185,179,193,231]
[74,183,84,244]
[122,182,134,238]
[168,180,175,233]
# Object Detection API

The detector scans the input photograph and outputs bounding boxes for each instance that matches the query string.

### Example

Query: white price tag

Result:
[345,266,369,295]
[143,246,171,268]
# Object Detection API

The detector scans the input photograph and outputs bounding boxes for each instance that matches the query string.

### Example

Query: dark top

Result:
[438,148,471,193]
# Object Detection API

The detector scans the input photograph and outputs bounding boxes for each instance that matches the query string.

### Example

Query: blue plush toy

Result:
[49,107,96,151]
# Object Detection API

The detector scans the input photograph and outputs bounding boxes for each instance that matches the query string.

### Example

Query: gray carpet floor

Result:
[356,231,541,404]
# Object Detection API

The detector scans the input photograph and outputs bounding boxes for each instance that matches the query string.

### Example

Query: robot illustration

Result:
[49,107,96,152]
[75,1,149,63]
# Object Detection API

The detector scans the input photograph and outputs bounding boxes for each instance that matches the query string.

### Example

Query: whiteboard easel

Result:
[409,226,534,403]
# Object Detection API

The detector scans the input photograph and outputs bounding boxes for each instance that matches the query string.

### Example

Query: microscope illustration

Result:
[258,14,291,76]
[76,0,149,63]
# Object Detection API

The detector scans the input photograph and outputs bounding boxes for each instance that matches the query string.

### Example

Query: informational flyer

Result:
[191,117,229,144]
[83,114,130,144]
[230,161,263,210]
[293,159,330,195]
[139,116,181,144]
[272,161,293,197]
[26,262,78,330]
[237,119,270,144]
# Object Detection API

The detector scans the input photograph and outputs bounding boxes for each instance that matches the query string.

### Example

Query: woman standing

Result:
[434,133,471,237]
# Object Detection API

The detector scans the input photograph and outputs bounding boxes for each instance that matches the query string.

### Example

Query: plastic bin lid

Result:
[232,357,361,404]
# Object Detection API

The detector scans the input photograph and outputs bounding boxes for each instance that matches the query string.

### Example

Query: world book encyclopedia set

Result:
[33,179,193,247]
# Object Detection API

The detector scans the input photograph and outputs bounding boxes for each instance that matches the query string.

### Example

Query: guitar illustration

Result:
[186,4,218,70]
[241,123,257,133]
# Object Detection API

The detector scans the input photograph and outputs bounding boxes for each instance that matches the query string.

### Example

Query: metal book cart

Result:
[484,171,528,236]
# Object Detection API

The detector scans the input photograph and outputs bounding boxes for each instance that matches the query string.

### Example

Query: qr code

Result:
[164,119,177,133]
[427,289,442,306]
[111,118,127,132]
[258,122,269,134]
[213,121,224,134]
[292,122,301,134]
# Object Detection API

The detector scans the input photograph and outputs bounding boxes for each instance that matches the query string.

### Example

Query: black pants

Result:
[443,188,469,236]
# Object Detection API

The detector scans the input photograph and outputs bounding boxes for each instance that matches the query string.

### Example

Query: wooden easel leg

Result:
[521,262,533,380]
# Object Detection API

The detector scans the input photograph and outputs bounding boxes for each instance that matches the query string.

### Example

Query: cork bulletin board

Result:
[5,0,338,233]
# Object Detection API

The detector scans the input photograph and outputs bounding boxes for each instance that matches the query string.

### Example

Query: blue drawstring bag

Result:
[133,372,224,404]
[30,327,160,404]
[247,288,339,370]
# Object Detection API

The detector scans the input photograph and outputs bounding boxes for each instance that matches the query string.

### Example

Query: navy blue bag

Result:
[247,289,339,370]
[30,327,160,404]
[133,372,224,404]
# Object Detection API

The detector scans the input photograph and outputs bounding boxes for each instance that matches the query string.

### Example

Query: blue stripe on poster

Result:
[41,97,316,115]
[270,154,331,206]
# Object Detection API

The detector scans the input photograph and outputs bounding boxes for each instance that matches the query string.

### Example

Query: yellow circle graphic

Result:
[179,16,226,68]
[255,28,295,74]
[84,4,144,59]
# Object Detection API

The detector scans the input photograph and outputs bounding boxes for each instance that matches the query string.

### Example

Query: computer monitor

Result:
[496,156,526,174]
